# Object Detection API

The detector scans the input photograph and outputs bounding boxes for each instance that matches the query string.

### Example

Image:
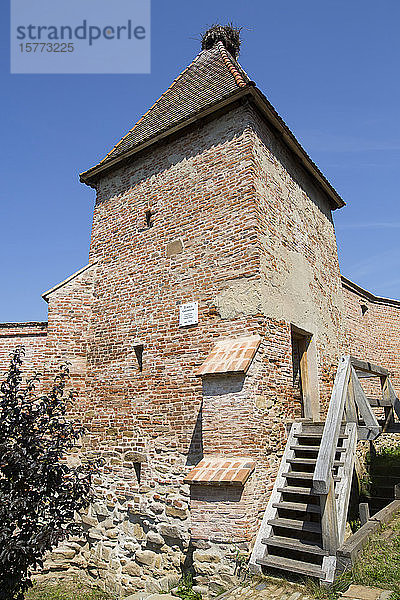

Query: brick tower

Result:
[3,25,400,596]
[64,24,344,592]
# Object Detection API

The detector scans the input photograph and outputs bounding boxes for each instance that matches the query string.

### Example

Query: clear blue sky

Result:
[1,1,399,322]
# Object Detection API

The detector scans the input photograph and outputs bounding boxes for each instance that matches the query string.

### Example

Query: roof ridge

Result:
[99,51,211,166]
[215,41,248,88]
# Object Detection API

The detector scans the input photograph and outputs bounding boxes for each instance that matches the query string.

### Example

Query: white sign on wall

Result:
[179,301,198,327]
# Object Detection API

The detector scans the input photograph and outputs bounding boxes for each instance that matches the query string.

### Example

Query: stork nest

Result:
[201,24,242,58]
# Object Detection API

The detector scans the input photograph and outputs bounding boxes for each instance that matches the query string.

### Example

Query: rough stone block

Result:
[341,585,393,600]
[146,531,164,545]
[135,550,156,566]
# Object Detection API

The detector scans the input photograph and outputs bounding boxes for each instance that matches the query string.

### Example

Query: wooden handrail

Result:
[313,356,351,495]
[350,356,389,377]
[350,367,381,438]
[314,355,392,556]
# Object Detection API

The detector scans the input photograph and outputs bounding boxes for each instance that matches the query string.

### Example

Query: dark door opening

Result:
[291,327,312,419]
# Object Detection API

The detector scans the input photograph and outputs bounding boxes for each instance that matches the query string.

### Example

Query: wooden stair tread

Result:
[267,518,321,533]
[277,485,339,498]
[272,501,321,513]
[277,486,317,496]
[263,535,328,556]
[256,554,323,578]
[283,471,340,481]
[290,445,346,453]
[287,458,344,467]
[294,432,348,440]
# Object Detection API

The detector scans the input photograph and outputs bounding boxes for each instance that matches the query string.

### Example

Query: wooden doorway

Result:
[291,326,315,420]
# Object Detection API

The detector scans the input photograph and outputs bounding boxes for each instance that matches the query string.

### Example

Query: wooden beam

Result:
[356,372,380,379]
[357,426,381,440]
[387,379,400,420]
[345,375,358,424]
[351,367,381,437]
[368,397,392,407]
[336,423,357,545]
[350,357,389,377]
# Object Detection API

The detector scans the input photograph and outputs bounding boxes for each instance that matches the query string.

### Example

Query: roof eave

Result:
[341,275,400,307]
[247,87,345,210]
[42,262,97,303]
[80,84,345,210]
[79,87,252,187]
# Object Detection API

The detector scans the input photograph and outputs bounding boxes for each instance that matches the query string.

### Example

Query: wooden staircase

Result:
[250,356,400,583]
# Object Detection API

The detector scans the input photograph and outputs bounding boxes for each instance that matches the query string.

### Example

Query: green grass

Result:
[25,581,113,600]
[305,513,400,600]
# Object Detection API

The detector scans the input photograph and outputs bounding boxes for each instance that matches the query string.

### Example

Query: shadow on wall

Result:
[186,375,246,466]
[190,484,243,504]
[186,402,204,466]
[202,374,245,396]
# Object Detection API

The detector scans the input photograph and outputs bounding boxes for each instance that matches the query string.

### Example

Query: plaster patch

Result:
[214,279,262,319]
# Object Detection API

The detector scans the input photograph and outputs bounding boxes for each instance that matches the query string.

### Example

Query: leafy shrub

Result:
[0,348,95,599]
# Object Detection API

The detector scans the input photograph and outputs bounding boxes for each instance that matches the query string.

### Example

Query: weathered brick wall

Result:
[44,264,95,399]
[0,322,48,380]
[250,106,344,419]
[75,106,264,594]
[342,279,400,391]
[3,65,399,596]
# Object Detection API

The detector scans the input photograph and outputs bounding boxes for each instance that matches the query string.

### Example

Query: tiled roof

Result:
[185,456,255,486]
[80,40,344,210]
[196,334,261,376]
[99,42,250,166]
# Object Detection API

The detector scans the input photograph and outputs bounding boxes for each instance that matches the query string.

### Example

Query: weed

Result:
[25,581,112,600]
[305,513,400,599]
[234,547,251,582]
[174,573,202,600]
[349,519,361,533]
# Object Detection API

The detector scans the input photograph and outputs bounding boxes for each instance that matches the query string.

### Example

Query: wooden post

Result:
[345,372,358,424]
[320,476,339,555]
[359,503,370,526]
[387,379,400,420]
[381,376,395,430]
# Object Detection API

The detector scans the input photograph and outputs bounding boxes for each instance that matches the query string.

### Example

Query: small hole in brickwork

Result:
[361,303,368,315]
[145,210,153,228]
[134,463,141,483]
[134,344,143,371]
